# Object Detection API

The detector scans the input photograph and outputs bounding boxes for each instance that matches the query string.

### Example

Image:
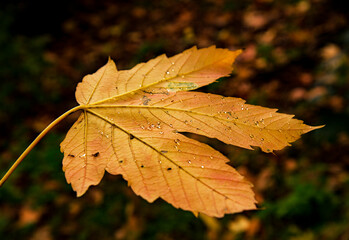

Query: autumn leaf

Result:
[0,46,322,218]
[57,46,322,217]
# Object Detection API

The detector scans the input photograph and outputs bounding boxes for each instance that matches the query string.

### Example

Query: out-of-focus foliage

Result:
[0,0,348,239]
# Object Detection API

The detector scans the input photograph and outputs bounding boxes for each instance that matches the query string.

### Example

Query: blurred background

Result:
[0,0,348,239]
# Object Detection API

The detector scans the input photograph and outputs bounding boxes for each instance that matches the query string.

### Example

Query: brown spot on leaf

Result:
[142,96,151,105]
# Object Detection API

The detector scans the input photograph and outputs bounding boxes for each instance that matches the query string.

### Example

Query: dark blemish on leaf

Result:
[68,154,75,157]
[161,150,168,153]
[92,152,99,157]
[115,87,118,89]
[141,165,144,168]
[167,167,172,171]
[130,134,135,140]
[142,96,151,105]
[119,160,123,163]
[178,166,182,169]
[143,89,169,95]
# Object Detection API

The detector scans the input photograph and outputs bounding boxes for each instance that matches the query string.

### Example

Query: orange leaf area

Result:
[60,46,322,217]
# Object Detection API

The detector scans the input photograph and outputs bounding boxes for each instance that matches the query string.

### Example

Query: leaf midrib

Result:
[84,104,298,131]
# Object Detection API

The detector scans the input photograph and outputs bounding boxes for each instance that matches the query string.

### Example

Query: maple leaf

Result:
[58,46,321,217]
[0,46,322,218]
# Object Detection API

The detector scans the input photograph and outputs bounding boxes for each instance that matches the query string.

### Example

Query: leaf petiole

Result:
[0,105,84,187]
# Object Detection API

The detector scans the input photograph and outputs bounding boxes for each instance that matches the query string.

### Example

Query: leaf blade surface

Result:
[61,46,322,217]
